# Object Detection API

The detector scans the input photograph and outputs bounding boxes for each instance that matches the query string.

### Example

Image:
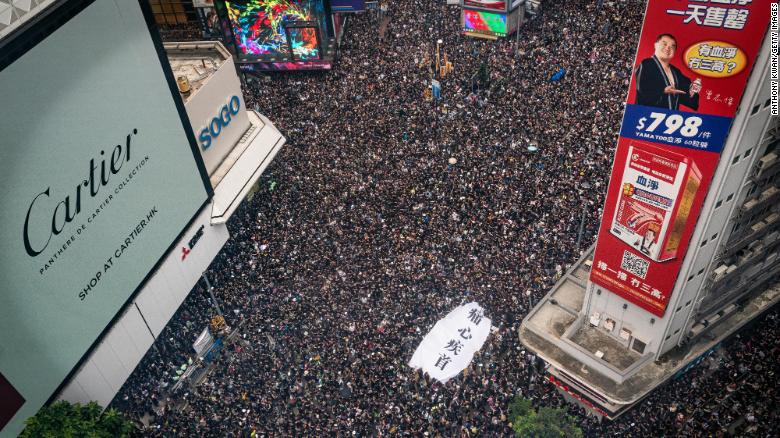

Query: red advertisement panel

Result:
[591,138,718,316]
[590,0,772,317]
[626,0,772,118]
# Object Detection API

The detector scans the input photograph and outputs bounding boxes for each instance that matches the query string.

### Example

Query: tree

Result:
[508,396,533,420]
[508,396,583,438]
[22,400,135,438]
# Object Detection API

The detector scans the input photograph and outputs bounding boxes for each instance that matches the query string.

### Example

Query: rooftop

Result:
[163,41,231,103]
[519,245,780,405]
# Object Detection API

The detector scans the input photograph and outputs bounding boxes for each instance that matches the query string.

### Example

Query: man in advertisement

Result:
[635,33,702,111]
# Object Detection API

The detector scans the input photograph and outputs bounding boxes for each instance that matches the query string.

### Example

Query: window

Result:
[149,0,197,26]
[716,200,723,208]
[701,239,708,247]
[674,328,681,335]
[751,104,760,115]
[687,274,695,281]
[711,232,718,240]
[732,155,740,165]
[766,98,772,108]
[727,193,734,201]
[665,334,671,341]
[744,148,752,159]
[685,300,692,307]
[632,338,647,354]
[698,268,705,275]
[676,306,682,312]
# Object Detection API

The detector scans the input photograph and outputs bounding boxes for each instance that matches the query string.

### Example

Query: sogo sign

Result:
[198,95,241,150]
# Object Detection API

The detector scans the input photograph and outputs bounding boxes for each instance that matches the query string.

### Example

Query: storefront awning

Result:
[210,110,285,224]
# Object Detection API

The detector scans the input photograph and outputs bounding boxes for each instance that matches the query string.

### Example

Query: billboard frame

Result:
[588,0,772,317]
[0,0,214,418]
[462,7,508,38]
[462,0,510,13]
[214,0,334,65]
[283,20,323,61]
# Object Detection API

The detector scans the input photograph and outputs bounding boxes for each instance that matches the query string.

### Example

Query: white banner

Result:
[193,328,214,357]
[408,302,491,383]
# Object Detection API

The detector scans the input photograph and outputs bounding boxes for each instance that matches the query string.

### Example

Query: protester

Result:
[110,1,779,436]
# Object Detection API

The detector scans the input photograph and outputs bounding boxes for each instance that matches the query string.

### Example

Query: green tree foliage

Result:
[508,396,583,438]
[22,400,135,438]
[508,396,533,420]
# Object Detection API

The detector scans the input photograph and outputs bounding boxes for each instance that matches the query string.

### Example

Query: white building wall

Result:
[657,33,775,355]
[185,58,251,175]
[58,207,229,407]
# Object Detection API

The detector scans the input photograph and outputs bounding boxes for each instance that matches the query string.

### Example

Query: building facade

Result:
[56,40,286,413]
[520,4,778,419]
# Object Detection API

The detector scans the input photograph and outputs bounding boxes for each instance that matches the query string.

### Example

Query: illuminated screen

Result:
[464,9,507,36]
[225,0,326,58]
[288,26,320,60]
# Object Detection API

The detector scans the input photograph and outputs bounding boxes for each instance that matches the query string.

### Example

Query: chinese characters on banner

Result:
[590,0,772,317]
[408,302,491,383]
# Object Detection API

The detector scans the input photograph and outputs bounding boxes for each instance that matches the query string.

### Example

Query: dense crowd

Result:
[110,1,779,436]
[157,21,203,41]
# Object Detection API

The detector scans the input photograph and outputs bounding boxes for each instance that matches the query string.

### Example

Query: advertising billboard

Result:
[330,0,366,12]
[590,0,771,317]
[286,23,322,60]
[0,0,211,435]
[463,9,508,37]
[221,0,327,60]
[464,0,507,12]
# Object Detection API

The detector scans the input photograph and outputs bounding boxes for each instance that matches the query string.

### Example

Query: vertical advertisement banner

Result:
[0,1,210,435]
[590,0,772,317]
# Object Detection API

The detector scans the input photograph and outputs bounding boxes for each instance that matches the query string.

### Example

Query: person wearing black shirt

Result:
[635,34,701,110]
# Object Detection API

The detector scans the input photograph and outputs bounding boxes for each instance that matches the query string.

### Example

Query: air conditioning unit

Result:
[751,222,766,233]
[756,152,777,177]
[713,264,729,281]
[764,213,779,224]
[742,198,759,212]
[760,186,779,200]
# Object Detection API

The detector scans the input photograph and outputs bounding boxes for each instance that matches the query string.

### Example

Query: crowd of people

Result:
[109,0,779,436]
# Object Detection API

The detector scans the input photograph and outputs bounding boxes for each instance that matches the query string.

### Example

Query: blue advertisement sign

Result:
[619,104,732,154]
[331,0,366,12]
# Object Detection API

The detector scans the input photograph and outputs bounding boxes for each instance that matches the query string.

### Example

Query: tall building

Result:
[520,1,778,418]
[0,2,284,435]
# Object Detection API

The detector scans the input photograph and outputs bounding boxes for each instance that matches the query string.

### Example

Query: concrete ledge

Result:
[520,246,780,407]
